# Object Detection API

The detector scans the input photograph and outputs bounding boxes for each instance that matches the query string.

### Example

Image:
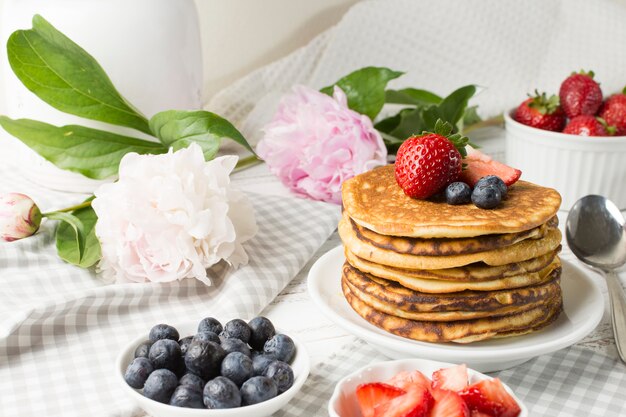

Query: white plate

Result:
[328,358,528,417]
[308,246,604,372]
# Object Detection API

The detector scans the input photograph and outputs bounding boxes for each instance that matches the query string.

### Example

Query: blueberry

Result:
[221,337,251,357]
[240,376,278,405]
[134,340,153,359]
[193,331,221,344]
[221,319,251,343]
[198,317,223,335]
[252,353,276,376]
[184,340,226,380]
[143,369,178,403]
[124,357,154,389]
[248,317,276,350]
[179,373,205,392]
[263,360,294,394]
[221,352,253,387]
[471,184,502,209]
[203,376,242,409]
[148,324,180,342]
[178,336,193,356]
[476,175,508,199]
[169,385,205,408]
[263,334,296,363]
[149,339,183,372]
[445,182,471,205]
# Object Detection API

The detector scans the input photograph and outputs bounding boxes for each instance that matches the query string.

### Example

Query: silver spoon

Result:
[566,195,626,363]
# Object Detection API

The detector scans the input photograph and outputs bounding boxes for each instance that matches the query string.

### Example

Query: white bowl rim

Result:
[504,109,626,143]
[115,320,311,416]
[328,358,529,417]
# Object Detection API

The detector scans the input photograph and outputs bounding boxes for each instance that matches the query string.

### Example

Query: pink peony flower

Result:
[0,193,42,242]
[257,85,387,204]
[92,144,258,285]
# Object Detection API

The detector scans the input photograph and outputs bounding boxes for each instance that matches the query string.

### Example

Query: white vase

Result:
[0,0,203,192]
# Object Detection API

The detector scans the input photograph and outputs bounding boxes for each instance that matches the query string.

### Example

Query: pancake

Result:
[345,250,561,292]
[342,261,561,315]
[339,216,562,270]
[342,280,563,343]
[345,248,560,283]
[342,164,561,238]
[347,214,559,256]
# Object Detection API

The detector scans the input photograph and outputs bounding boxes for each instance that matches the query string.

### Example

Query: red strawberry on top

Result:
[395,120,469,199]
[562,115,610,136]
[459,379,521,417]
[459,149,521,188]
[559,70,603,118]
[432,364,469,392]
[513,92,565,131]
[599,88,626,135]
[356,382,406,417]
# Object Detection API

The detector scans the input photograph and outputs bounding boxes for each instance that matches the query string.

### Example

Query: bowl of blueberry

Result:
[116,316,310,417]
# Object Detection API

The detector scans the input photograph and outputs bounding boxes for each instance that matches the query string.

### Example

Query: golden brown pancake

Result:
[347,214,558,256]
[342,261,561,316]
[342,165,561,238]
[339,216,562,269]
[345,248,560,283]
[342,279,563,343]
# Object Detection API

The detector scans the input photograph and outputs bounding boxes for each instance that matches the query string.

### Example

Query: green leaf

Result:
[54,205,101,268]
[388,107,429,140]
[0,116,166,179]
[7,15,151,134]
[385,88,442,105]
[149,110,254,159]
[320,67,403,119]
[437,85,477,127]
[462,105,482,127]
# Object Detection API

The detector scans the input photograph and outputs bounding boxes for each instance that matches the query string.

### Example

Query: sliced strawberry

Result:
[374,386,434,417]
[459,149,521,187]
[470,411,494,417]
[459,379,521,417]
[387,370,432,392]
[430,388,470,417]
[432,364,469,392]
[356,382,406,417]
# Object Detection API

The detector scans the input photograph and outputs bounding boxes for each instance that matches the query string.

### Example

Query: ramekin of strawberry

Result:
[328,359,527,417]
[505,70,626,210]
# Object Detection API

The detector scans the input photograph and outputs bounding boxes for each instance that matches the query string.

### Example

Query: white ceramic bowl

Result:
[504,110,626,210]
[328,358,528,417]
[115,321,310,417]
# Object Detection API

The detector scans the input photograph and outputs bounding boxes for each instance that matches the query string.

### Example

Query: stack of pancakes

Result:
[339,165,563,343]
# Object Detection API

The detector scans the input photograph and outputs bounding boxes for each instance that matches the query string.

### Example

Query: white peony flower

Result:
[92,144,258,285]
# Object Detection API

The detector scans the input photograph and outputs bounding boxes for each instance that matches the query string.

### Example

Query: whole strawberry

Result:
[563,115,608,136]
[514,92,565,131]
[599,88,626,136]
[395,120,470,199]
[559,70,603,118]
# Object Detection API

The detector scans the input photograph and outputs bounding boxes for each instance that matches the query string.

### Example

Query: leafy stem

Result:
[43,200,92,216]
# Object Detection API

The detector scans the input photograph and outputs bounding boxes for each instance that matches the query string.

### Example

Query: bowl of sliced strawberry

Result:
[328,359,527,417]
[505,70,626,210]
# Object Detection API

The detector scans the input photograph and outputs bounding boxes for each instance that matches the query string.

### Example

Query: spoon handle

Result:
[606,270,626,363]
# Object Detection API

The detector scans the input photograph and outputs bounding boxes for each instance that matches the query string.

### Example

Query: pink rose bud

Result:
[0,193,42,242]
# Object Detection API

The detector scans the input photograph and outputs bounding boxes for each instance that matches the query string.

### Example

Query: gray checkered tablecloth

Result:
[278,338,626,416]
[0,164,341,416]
